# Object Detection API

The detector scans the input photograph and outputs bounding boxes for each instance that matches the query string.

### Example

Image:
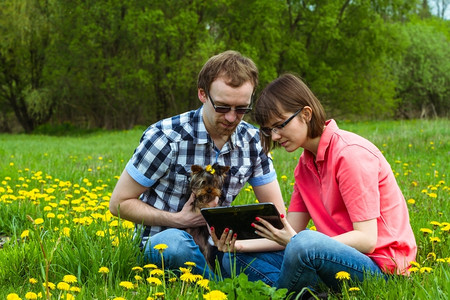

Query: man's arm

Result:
[109,169,206,228]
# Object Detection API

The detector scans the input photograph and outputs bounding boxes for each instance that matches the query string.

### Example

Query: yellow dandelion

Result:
[57,281,70,291]
[29,278,38,284]
[150,269,164,276]
[408,267,419,273]
[134,275,143,281]
[197,278,210,289]
[144,264,158,269]
[429,237,441,243]
[62,227,70,237]
[335,271,351,281]
[179,267,191,273]
[147,297,155,300]
[119,281,134,290]
[203,290,227,300]
[427,252,437,260]
[428,193,437,198]
[34,218,44,225]
[43,281,56,290]
[419,267,432,273]
[280,175,288,181]
[169,277,177,283]
[407,198,415,205]
[98,266,110,274]
[7,293,21,300]
[180,272,197,283]
[153,243,168,252]
[63,275,77,284]
[70,286,81,293]
[410,261,420,268]
[441,224,450,232]
[349,287,360,292]
[309,226,317,231]
[113,298,126,300]
[132,266,143,272]
[25,292,38,299]
[146,277,162,285]
[21,230,30,239]
[419,228,433,234]
[62,294,75,300]
[185,261,196,267]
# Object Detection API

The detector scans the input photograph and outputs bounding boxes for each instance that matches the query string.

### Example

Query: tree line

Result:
[0,0,449,133]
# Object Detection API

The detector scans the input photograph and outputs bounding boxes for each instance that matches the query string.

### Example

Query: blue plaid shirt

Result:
[126,106,277,246]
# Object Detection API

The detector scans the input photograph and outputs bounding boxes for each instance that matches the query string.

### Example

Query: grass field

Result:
[0,119,449,299]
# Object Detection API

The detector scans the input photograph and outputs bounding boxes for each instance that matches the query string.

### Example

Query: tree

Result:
[0,0,55,132]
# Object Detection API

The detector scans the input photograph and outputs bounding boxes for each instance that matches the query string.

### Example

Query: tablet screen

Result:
[201,203,283,240]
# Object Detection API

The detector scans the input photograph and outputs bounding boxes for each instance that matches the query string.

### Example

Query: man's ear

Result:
[191,165,203,174]
[198,88,207,104]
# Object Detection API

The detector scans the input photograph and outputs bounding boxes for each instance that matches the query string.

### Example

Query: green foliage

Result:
[210,273,288,300]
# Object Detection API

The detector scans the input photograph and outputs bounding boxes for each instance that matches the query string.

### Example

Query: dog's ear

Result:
[191,165,203,174]
[216,165,230,176]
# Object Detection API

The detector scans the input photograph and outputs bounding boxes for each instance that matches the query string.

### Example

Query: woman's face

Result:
[263,108,310,153]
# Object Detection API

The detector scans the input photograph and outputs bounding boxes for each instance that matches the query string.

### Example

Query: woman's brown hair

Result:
[254,73,326,154]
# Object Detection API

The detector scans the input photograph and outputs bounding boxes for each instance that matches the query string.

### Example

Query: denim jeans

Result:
[222,230,384,293]
[143,228,219,279]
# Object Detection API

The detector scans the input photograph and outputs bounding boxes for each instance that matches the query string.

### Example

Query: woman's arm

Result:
[332,218,378,254]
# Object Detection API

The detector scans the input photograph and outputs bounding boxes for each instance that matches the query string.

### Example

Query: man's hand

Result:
[175,193,208,228]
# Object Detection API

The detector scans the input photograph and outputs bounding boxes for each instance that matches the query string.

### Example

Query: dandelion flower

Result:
[419,267,432,273]
[63,275,77,283]
[146,277,162,285]
[419,228,432,234]
[150,269,164,277]
[348,287,360,292]
[410,261,420,268]
[335,271,350,281]
[98,266,110,274]
[29,278,38,284]
[113,298,126,300]
[408,267,419,273]
[427,252,437,260]
[185,261,196,267]
[197,279,210,289]
[134,275,143,281]
[153,244,168,252]
[203,290,227,300]
[144,264,158,269]
[179,267,191,274]
[43,282,56,290]
[70,286,81,293]
[119,281,134,290]
[25,292,38,299]
[34,218,44,225]
[180,272,197,283]
[57,281,70,291]
[281,175,288,181]
[21,230,30,239]
[7,293,21,300]
[132,266,143,272]
[407,198,415,205]
[429,237,441,243]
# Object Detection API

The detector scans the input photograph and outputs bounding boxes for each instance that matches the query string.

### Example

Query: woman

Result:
[216,73,417,294]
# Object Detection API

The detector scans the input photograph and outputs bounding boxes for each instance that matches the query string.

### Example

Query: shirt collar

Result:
[315,119,339,162]
[193,106,242,150]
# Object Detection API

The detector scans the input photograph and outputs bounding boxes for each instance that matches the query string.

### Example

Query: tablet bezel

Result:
[200,202,283,240]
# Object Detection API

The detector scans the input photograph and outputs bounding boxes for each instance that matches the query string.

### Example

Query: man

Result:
[109,50,285,278]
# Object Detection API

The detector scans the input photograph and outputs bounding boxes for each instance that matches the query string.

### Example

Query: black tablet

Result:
[201,202,283,240]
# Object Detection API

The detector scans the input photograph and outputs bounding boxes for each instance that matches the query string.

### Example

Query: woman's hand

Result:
[210,226,243,252]
[252,214,297,247]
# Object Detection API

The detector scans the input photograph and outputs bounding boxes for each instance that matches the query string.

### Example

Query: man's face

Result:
[200,77,254,138]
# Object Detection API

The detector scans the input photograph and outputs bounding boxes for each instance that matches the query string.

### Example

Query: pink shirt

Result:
[289,120,417,274]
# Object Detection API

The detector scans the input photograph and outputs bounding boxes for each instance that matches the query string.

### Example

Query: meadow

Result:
[0,119,448,299]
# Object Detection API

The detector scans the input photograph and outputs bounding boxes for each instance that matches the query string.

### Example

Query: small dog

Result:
[186,163,230,268]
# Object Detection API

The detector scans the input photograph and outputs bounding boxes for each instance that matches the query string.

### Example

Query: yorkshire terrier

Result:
[186,163,230,268]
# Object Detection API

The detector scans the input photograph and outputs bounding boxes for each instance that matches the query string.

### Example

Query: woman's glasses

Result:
[260,108,304,137]
[206,90,253,115]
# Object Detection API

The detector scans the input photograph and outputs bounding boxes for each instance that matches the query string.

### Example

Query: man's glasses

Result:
[260,108,304,137]
[206,90,253,115]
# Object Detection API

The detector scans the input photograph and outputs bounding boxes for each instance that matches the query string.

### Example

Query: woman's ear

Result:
[302,106,313,122]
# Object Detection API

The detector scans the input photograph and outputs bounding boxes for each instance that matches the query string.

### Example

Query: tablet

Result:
[201,202,283,240]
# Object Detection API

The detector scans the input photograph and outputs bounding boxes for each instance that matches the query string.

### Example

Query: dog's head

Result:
[190,163,230,210]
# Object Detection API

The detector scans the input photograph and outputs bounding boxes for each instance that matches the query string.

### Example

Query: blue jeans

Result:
[223,230,384,293]
[143,228,219,279]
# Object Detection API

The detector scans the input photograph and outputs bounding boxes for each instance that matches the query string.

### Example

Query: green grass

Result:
[0,119,449,299]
